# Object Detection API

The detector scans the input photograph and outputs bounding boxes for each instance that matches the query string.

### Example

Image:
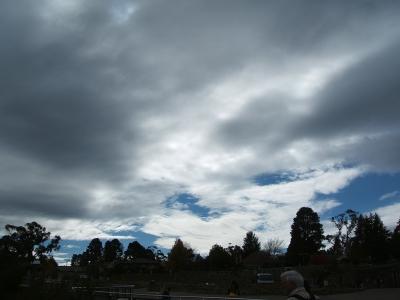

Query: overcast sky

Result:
[1,0,400,260]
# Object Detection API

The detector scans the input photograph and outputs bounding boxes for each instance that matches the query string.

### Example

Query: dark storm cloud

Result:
[289,40,400,171]
[347,132,400,171]
[214,95,292,148]
[215,38,400,172]
[0,0,148,224]
[295,41,400,138]
[1,0,400,230]
[0,189,89,218]
[0,2,139,180]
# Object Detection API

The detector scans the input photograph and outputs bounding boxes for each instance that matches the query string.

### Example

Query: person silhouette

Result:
[280,270,316,300]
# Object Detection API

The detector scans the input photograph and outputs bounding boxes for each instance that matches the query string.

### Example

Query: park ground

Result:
[244,288,400,300]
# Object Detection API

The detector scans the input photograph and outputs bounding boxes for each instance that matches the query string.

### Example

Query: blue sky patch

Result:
[319,172,400,219]
[166,193,211,218]
[252,172,295,186]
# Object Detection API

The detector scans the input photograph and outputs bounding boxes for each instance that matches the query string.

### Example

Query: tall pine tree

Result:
[287,207,324,265]
[242,231,261,257]
[167,239,194,271]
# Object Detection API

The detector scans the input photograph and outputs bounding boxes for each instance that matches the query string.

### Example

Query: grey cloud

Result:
[295,41,400,138]
[213,95,293,149]
[123,0,400,98]
[0,2,147,182]
[0,189,89,219]
[346,131,400,172]
[214,36,400,173]
[1,0,400,229]
[290,41,400,171]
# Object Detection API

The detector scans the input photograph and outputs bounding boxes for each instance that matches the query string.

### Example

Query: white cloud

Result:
[142,209,262,254]
[65,244,79,249]
[141,167,359,253]
[53,252,71,266]
[372,202,400,229]
[379,190,400,201]
[0,1,400,254]
[1,218,137,241]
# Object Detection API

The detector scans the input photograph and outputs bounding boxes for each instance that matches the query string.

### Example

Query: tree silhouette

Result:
[124,241,153,261]
[207,244,232,269]
[351,213,390,263]
[104,239,123,262]
[147,245,167,262]
[71,253,82,266]
[242,231,261,257]
[263,238,284,256]
[1,221,60,263]
[226,244,243,266]
[326,209,359,257]
[0,221,60,290]
[326,235,342,256]
[167,239,194,271]
[86,238,103,264]
[391,218,400,259]
[287,207,324,265]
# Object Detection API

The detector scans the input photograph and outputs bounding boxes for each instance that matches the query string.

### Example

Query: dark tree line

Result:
[287,207,400,265]
[346,212,392,263]
[71,238,167,267]
[166,231,262,271]
[70,207,400,271]
[70,230,262,272]
[2,207,400,290]
[0,222,60,290]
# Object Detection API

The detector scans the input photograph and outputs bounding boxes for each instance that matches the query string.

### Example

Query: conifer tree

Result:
[351,213,390,263]
[242,231,261,257]
[287,207,324,265]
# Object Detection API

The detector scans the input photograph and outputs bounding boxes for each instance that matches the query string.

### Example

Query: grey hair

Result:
[280,270,304,288]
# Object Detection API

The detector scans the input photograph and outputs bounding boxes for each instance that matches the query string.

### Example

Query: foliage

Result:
[86,238,103,265]
[242,231,261,257]
[326,209,359,257]
[326,235,342,256]
[147,245,167,262]
[167,239,194,271]
[71,253,82,266]
[391,219,400,259]
[287,207,324,265]
[0,221,61,290]
[350,213,390,263]
[207,244,232,269]
[263,238,284,256]
[226,244,243,266]
[1,221,61,263]
[124,240,153,261]
[104,239,123,262]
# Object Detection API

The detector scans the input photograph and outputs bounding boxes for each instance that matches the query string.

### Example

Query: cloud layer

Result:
[1,1,400,252]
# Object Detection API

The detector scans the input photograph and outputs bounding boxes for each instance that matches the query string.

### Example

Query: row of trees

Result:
[69,231,263,270]
[71,239,166,267]
[69,206,400,271]
[287,207,400,265]
[327,209,400,263]
[166,207,400,269]
[2,207,400,281]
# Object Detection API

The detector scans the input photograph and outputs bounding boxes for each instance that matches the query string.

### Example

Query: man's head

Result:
[280,270,304,294]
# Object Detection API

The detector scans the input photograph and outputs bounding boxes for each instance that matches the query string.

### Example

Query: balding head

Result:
[280,270,304,289]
